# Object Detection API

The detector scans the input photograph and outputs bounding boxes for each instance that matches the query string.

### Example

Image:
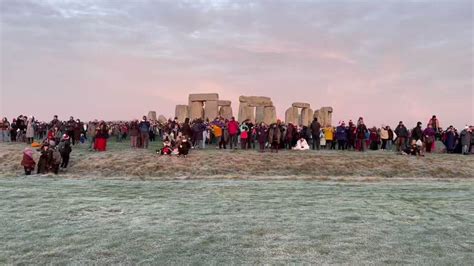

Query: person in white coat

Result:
[293,137,310,150]
[25,117,35,144]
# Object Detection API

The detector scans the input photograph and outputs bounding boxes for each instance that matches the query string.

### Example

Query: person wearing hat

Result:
[423,124,436,153]
[21,148,36,175]
[58,134,72,168]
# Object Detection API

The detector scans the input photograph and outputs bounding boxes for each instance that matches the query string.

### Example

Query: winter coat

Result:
[412,126,423,141]
[21,154,36,170]
[129,123,139,137]
[395,125,409,138]
[58,140,72,156]
[460,129,471,146]
[26,119,35,138]
[268,126,281,144]
[257,127,268,144]
[336,126,347,141]
[228,120,239,136]
[423,128,436,143]
[310,120,321,136]
[181,123,193,138]
[380,128,389,140]
[356,124,367,139]
[138,121,151,133]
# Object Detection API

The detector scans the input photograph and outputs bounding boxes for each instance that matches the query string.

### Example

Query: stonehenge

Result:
[172,93,332,126]
[238,96,276,124]
[174,93,233,122]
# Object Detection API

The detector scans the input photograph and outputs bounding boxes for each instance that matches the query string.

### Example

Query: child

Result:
[178,138,191,158]
[21,148,36,175]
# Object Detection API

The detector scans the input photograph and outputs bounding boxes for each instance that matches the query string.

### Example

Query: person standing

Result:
[227,117,239,149]
[394,121,409,152]
[0,117,10,142]
[310,117,321,150]
[380,126,389,150]
[356,117,368,152]
[138,116,151,149]
[336,121,347,150]
[58,134,72,168]
[25,117,35,144]
[94,122,109,152]
[428,115,440,133]
[87,120,98,150]
[460,126,472,155]
[129,120,139,148]
[268,124,281,153]
[423,124,436,153]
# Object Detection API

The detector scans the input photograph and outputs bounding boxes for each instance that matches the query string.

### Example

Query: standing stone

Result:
[307,108,314,126]
[147,111,157,122]
[189,101,204,120]
[238,103,254,122]
[263,106,276,125]
[285,107,299,125]
[204,100,219,121]
[300,108,311,127]
[219,106,233,120]
[319,107,333,127]
[158,115,167,124]
[255,106,265,123]
[175,105,189,123]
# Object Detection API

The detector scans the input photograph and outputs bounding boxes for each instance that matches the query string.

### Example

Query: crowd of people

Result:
[0,114,472,175]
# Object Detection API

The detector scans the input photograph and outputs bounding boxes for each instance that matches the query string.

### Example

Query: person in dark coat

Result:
[336,121,347,150]
[256,122,268,152]
[411,122,423,142]
[37,143,53,174]
[268,124,281,153]
[394,121,409,152]
[178,138,191,158]
[58,134,72,168]
[310,118,321,150]
[66,117,77,145]
[356,117,368,152]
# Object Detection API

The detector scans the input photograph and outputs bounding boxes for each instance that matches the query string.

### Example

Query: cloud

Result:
[0,0,472,128]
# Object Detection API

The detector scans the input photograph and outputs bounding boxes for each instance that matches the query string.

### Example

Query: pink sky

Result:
[1,0,473,129]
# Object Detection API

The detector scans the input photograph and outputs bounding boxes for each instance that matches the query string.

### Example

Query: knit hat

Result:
[63,134,70,140]
[23,148,33,158]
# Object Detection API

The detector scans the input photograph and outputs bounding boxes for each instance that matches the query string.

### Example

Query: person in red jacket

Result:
[227,117,240,149]
[21,148,36,175]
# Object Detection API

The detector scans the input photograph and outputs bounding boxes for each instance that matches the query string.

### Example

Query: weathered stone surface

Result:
[238,103,254,122]
[189,101,204,120]
[175,105,189,123]
[307,108,314,126]
[263,106,277,125]
[300,108,312,126]
[255,106,265,123]
[319,106,333,127]
[189,93,219,102]
[239,96,273,107]
[313,107,333,127]
[292,102,310,109]
[219,106,233,120]
[147,111,157,121]
[204,100,219,121]
[158,115,167,124]
[217,100,231,106]
[285,107,299,125]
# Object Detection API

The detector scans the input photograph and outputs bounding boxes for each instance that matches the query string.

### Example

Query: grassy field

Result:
[0,141,473,179]
[1,178,473,264]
